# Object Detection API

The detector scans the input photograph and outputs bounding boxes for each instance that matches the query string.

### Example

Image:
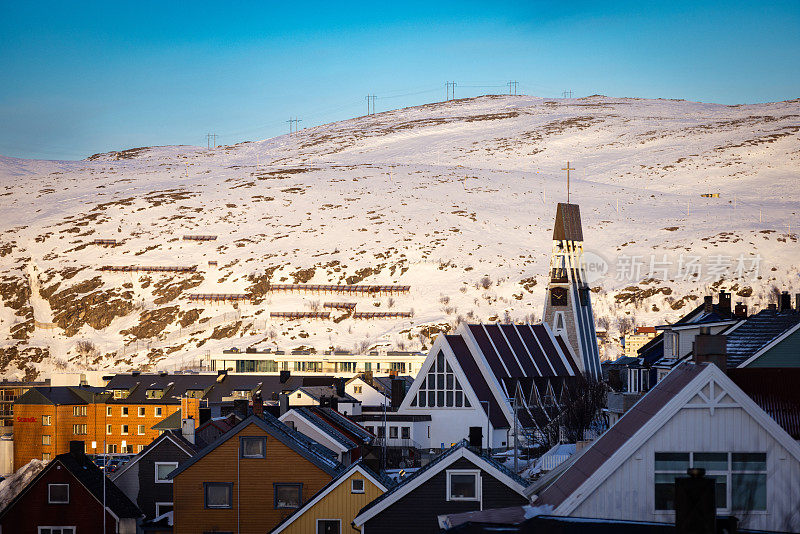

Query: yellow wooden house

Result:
[269,463,390,534]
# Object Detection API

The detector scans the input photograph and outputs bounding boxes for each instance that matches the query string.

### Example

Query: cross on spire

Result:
[561,161,575,203]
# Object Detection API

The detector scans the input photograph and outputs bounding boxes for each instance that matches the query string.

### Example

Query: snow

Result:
[523,504,554,519]
[0,459,46,510]
[1,94,798,378]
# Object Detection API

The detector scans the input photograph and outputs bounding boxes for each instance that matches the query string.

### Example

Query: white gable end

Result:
[557,365,800,532]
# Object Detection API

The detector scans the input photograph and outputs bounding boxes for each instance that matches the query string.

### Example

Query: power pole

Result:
[365,94,377,115]
[287,118,302,136]
[445,81,457,101]
[508,81,519,95]
[562,90,573,98]
[206,133,217,149]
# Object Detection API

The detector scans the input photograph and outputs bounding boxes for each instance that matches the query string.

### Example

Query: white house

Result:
[287,385,362,416]
[528,361,800,532]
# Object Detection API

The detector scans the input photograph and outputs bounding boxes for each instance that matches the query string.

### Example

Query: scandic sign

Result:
[16,417,36,423]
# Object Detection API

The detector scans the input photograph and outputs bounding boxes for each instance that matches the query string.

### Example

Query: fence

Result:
[183,235,217,241]
[269,311,331,320]
[92,239,118,246]
[265,284,410,295]
[352,311,412,319]
[98,265,197,273]
[187,293,252,303]
[323,302,358,310]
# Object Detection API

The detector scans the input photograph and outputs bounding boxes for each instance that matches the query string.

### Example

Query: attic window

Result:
[186,389,205,399]
[446,470,480,501]
[113,389,128,399]
[351,478,365,494]
[146,389,164,399]
[48,483,69,504]
[232,390,250,399]
[240,437,266,459]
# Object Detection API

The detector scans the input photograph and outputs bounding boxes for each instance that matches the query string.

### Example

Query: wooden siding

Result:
[364,457,527,534]
[172,422,333,534]
[746,328,800,367]
[570,404,800,531]
[280,470,384,533]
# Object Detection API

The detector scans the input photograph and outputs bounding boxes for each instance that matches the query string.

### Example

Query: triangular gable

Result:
[353,445,527,527]
[270,463,388,534]
[536,363,800,515]
[110,431,194,481]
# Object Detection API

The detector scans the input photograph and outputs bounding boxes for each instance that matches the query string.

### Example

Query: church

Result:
[397,201,603,449]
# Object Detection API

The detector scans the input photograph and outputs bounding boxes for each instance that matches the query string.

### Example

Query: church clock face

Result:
[550,287,568,306]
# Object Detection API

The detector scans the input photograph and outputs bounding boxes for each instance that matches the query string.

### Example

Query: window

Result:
[113,389,128,399]
[389,427,398,439]
[204,482,232,509]
[106,406,112,416]
[274,483,302,509]
[401,427,410,439]
[354,385,363,394]
[42,415,51,426]
[410,351,469,408]
[138,407,145,417]
[121,407,129,417]
[121,424,129,435]
[72,406,86,417]
[155,502,174,516]
[296,393,302,398]
[106,424,112,435]
[137,444,145,452]
[317,519,341,534]
[42,452,51,461]
[351,479,365,494]
[37,528,75,534]
[447,470,480,501]
[155,407,162,417]
[42,435,51,445]
[48,483,69,504]
[240,436,267,459]
[106,444,117,454]
[72,424,87,435]
[146,389,164,399]
[156,462,178,483]
[654,452,767,511]
[138,424,145,435]
[377,426,385,438]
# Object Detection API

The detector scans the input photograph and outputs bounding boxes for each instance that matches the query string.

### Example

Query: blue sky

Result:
[1,1,798,160]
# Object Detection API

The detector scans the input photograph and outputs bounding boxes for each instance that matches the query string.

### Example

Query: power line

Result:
[562,90,574,98]
[508,81,519,95]
[206,133,217,149]
[445,81,457,101]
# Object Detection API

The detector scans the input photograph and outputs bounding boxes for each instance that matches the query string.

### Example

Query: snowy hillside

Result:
[1,94,798,379]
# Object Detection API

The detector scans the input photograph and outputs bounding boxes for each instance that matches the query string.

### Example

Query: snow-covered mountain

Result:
[1,94,798,379]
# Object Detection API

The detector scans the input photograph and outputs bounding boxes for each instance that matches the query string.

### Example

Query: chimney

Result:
[364,371,373,385]
[734,302,747,318]
[199,407,211,425]
[335,377,346,398]
[693,330,727,370]
[780,291,791,312]
[181,418,196,445]
[252,392,264,417]
[796,293,800,312]
[703,295,713,313]
[675,468,716,534]
[768,303,777,310]
[181,397,200,421]
[233,399,248,420]
[216,369,228,383]
[330,396,339,412]
[69,440,86,458]
[279,393,289,416]
[280,370,291,384]
[718,291,731,316]
[391,378,406,408]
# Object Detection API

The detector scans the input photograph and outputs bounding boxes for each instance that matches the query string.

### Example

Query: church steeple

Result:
[542,202,602,378]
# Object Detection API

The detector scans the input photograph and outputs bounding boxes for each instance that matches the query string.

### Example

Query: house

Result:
[526,361,800,532]
[345,374,414,408]
[279,406,373,465]
[110,430,197,524]
[287,385,362,416]
[398,322,582,450]
[269,462,392,534]
[623,327,658,359]
[0,441,142,534]
[352,442,529,533]
[169,413,343,534]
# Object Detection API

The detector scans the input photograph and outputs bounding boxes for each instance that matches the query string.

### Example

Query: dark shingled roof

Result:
[447,334,509,428]
[14,386,105,405]
[729,368,800,439]
[533,363,706,507]
[292,407,358,450]
[552,203,584,241]
[725,309,800,368]
[0,450,142,520]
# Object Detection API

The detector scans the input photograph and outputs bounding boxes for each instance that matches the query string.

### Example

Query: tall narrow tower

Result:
[542,202,602,378]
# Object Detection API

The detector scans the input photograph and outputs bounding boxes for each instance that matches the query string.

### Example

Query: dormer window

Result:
[146,389,164,399]
[232,390,250,399]
[113,389,128,399]
[185,389,205,399]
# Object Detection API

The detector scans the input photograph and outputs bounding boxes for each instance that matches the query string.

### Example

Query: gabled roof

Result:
[151,409,182,430]
[724,309,800,367]
[729,368,800,439]
[14,386,105,405]
[292,385,358,402]
[353,443,528,526]
[313,407,374,444]
[104,374,219,404]
[168,413,343,479]
[282,408,358,451]
[529,362,800,514]
[0,451,142,520]
[110,430,196,481]
[269,462,392,534]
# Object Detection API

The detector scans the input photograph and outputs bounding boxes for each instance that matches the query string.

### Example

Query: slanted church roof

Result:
[552,203,583,241]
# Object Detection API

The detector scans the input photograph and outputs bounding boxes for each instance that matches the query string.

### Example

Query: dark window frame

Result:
[47,483,69,504]
[239,436,267,459]
[273,482,303,509]
[203,482,233,509]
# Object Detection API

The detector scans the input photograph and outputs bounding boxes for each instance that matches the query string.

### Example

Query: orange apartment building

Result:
[13,378,204,470]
